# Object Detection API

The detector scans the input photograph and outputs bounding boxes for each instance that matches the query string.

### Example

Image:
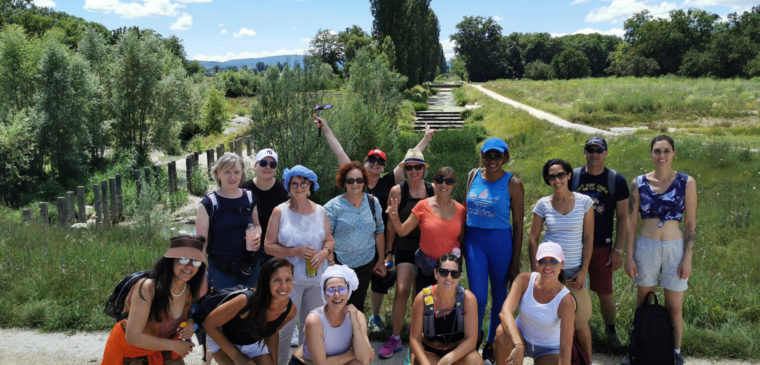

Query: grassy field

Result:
[482,76,760,146]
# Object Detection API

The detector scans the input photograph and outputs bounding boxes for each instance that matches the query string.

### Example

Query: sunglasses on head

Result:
[436,268,461,279]
[258,160,278,169]
[434,176,456,185]
[537,258,560,266]
[404,164,424,171]
[345,177,364,185]
[367,156,385,166]
[547,171,568,181]
[178,258,202,267]
[585,147,605,154]
[325,286,349,297]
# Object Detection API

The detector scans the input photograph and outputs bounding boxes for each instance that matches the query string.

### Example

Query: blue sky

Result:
[33,0,756,61]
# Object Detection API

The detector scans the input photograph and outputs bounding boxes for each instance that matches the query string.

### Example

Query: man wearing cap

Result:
[570,136,629,346]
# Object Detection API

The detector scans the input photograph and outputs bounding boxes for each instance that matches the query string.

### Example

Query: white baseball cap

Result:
[255,148,278,164]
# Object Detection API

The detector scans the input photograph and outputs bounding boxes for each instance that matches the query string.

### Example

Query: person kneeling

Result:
[409,253,481,365]
[290,265,374,365]
[494,242,576,365]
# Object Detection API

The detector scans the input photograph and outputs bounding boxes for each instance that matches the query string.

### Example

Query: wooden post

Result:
[116,174,123,221]
[228,141,235,155]
[245,137,251,157]
[57,197,66,226]
[22,208,32,222]
[109,178,117,224]
[39,202,49,224]
[93,184,102,224]
[152,165,160,186]
[101,180,110,225]
[134,169,142,198]
[186,156,194,190]
[206,149,214,173]
[66,191,75,224]
[168,161,177,193]
[237,139,243,155]
[143,167,152,187]
[216,144,225,159]
[76,186,86,223]
[193,152,199,167]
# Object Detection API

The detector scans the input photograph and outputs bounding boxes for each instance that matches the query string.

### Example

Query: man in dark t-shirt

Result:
[573,136,629,346]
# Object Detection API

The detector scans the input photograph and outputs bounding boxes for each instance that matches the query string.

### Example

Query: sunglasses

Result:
[482,152,503,161]
[537,258,560,266]
[177,258,202,268]
[367,156,386,166]
[325,286,349,297]
[345,177,364,185]
[436,268,461,279]
[289,181,310,189]
[434,176,456,185]
[585,147,605,154]
[258,160,278,169]
[547,171,568,181]
[404,164,424,171]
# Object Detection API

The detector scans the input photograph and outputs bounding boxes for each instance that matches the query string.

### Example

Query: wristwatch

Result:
[613,247,623,254]
[385,249,393,256]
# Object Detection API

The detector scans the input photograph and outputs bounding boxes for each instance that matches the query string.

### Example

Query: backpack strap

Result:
[424,181,435,197]
[400,181,410,206]
[455,285,465,334]
[606,168,617,198]
[571,167,582,192]
[422,286,436,338]
[466,168,479,194]
[366,193,378,225]
[205,191,219,219]
[243,189,254,207]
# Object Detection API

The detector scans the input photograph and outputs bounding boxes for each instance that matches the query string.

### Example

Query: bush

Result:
[551,48,590,79]
[188,166,209,196]
[201,88,227,134]
[412,102,428,111]
[524,60,554,80]
[744,54,760,77]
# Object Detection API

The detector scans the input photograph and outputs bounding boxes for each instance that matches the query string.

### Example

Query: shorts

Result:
[371,267,397,294]
[633,236,688,291]
[588,246,613,295]
[524,338,559,359]
[207,335,269,358]
[395,247,416,265]
[563,266,592,329]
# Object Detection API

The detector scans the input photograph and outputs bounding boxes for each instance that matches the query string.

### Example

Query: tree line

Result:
[451,7,760,82]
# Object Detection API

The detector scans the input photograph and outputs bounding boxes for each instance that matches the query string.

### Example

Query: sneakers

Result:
[369,315,384,332]
[290,327,299,347]
[674,352,684,365]
[378,335,403,359]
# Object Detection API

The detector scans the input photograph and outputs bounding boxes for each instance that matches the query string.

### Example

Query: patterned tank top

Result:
[636,172,688,227]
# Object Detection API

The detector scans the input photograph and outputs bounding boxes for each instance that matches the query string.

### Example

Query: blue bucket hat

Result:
[282,165,320,192]
[481,137,509,154]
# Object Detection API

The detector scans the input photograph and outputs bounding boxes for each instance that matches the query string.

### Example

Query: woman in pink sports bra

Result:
[624,135,697,365]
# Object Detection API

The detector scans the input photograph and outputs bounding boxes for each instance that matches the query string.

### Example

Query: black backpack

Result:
[191,285,253,361]
[104,271,149,321]
[629,291,675,365]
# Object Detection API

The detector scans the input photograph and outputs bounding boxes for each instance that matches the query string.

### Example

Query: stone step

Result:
[428,83,462,88]
[412,123,463,130]
[416,117,463,122]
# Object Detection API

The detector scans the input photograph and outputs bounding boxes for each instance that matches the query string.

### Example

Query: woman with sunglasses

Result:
[264,165,335,365]
[241,148,289,269]
[462,137,524,361]
[324,162,386,313]
[408,253,481,365]
[313,115,435,332]
[290,265,374,365]
[196,152,262,292]
[493,242,575,365]
[529,158,594,362]
[383,166,464,359]
[102,235,206,365]
[201,258,297,365]
[624,135,697,365]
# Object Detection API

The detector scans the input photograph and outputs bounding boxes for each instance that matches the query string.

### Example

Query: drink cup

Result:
[305,256,318,277]
[245,223,259,251]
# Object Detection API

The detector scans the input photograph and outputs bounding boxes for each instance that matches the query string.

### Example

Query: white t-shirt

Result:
[532,192,593,269]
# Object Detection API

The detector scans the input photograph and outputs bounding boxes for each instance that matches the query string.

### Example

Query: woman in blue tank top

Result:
[463,138,524,361]
[624,135,697,365]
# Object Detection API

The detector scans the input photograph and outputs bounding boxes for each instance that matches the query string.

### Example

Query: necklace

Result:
[171,283,187,297]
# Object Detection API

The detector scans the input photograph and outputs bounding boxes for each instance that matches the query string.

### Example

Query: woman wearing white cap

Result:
[289,265,374,365]
[264,165,335,365]
[493,242,576,365]
[241,148,289,265]
[102,235,207,364]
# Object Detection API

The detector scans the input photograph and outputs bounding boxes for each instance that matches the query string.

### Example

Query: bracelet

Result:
[385,249,393,256]
[328,259,336,264]
[613,247,623,254]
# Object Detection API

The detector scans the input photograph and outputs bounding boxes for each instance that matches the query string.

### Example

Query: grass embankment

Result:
[482,76,760,146]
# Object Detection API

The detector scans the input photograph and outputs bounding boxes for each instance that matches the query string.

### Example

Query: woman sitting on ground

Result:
[201,258,297,365]
[101,235,206,364]
[493,242,575,365]
[408,253,481,365]
[290,265,374,365]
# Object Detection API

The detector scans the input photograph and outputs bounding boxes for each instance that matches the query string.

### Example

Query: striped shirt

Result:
[532,192,593,269]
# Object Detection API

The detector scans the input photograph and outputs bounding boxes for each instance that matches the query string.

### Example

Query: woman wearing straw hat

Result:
[264,165,335,365]
[101,235,207,364]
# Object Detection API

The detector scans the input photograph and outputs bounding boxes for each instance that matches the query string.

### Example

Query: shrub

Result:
[188,166,209,196]
[412,102,428,111]
[524,60,554,80]
[551,48,590,79]
[201,88,227,134]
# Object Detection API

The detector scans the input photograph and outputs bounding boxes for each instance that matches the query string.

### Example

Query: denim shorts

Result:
[524,338,559,359]
[633,236,688,291]
[207,335,269,357]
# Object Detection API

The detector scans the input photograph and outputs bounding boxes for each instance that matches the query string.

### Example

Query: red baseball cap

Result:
[366,149,386,160]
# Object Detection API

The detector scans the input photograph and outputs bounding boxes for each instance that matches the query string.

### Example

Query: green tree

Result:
[201,88,227,134]
[551,48,590,79]
[308,29,343,74]
[0,24,39,115]
[450,16,507,82]
[524,60,553,80]
[0,108,37,206]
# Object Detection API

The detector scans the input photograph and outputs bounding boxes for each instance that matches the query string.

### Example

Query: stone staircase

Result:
[413,84,465,131]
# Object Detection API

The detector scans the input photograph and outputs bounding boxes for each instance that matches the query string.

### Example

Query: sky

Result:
[33,0,757,62]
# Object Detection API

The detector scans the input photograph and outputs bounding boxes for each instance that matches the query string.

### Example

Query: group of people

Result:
[101,121,696,365]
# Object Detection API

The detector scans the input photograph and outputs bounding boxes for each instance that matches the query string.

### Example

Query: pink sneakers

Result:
[378,335,403,359]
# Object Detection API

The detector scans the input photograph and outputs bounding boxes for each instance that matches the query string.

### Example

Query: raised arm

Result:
[386,195,420,237]
[392,125,435,184]
[508,177,525,282]
[313,114,350,166]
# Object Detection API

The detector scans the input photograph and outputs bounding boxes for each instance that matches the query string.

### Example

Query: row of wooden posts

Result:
[21,137,253,226]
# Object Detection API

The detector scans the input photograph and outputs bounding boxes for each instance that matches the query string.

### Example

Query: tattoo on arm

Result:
[685,230,695,255]
[628,182,637,214]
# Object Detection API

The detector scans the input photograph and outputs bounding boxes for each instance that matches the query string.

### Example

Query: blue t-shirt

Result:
[466,171,513,229]
[324,193,384,268]
[201,190,255,256]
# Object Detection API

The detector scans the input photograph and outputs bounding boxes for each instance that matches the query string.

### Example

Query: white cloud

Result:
[170,13,192,30]
[585,0,677,23]
[233,28,256,38]
[218,23,224,27]
[440,38,455,60]
[682,0,756,11]
[493,15,503,21]
[220,29,228,34]
[192,49,306,62]
[573,27,626,37]
[176,0,211,2]
[84,0,181,18]
[32,0,56,7]
[300,37,312,43]
[570,0,591,4]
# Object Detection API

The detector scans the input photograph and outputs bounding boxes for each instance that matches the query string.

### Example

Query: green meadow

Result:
[1,79,759,360]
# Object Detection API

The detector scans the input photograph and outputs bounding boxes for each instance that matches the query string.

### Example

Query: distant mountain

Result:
[195,55,306,70]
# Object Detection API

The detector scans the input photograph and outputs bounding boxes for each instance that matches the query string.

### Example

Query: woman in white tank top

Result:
[494,242,576,365]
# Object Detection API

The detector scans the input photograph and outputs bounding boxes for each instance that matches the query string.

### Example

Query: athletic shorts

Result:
[371,267,397,294]
[588,246,613,295]
[395,247,416,265]
[207,335,269,358]
[524,338,560,359]
[564,265,592,329]
[633,236,688,292]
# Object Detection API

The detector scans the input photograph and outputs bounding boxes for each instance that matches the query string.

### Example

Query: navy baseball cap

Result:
[585,136,607,150]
